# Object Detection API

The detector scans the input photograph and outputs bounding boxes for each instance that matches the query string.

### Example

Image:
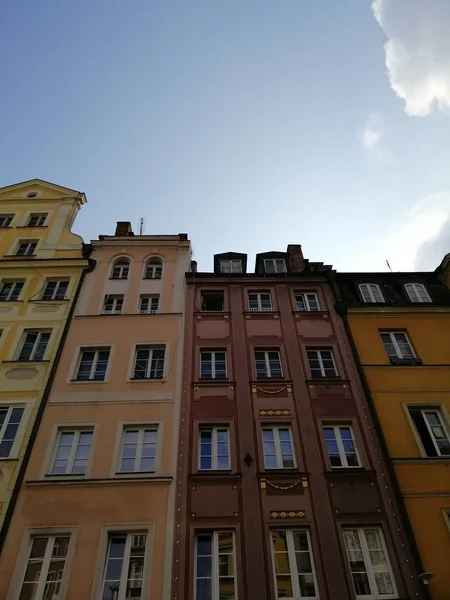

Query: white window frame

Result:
[380,332,415,360]
[18,330,50,361]
[255,350,283,378]
[132,346,166,379]
[0,280,24,301]
[200,350,227,379]
[16,240,38,256]
[270,529,318,600]
[42,279,69,301]
[144,259,163,279]
[323,425,360,468]
[118,426,159,473]
[198,426,230,470]
[359,283,384,303]
[0,214,14,227]
[100,532,148,600]
[404,283,431,303]
[49,428,94,475]
[248,292,272,311]
[102,294,124,314]
[0,405,25,459]
[409,407,450,457]
[16,533,73,600]
[264,258,287,274]
[27,213,48,227]
[220,259,242,273]
[307,349,338,378]
[194,531,237,600]
[139,295,159,314]
[343,527,397,599]
[262,426,296,469]
[75,348,110,381]
[295,293,320,311]
[111,260,130,279]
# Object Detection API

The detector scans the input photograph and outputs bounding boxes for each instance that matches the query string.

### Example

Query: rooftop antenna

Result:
[139,218,144,235]
[386,260,392,272]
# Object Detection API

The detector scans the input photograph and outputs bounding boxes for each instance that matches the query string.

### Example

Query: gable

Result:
[0,178,86,203]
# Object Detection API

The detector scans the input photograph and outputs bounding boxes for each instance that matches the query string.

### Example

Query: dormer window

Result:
[264,258,287,274]
[27,213,48,227]
[220,260,242,274]
[359,283,384,303]
[404,283,432,303]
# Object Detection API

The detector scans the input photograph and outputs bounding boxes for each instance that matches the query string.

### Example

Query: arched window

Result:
[111,258,130,280]
[404,283,432,303]
[144,258,163,280]
[359,283,384,303]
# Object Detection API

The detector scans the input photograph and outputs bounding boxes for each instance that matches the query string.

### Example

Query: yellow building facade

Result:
[0,179,89,541]
[336,271,450,600]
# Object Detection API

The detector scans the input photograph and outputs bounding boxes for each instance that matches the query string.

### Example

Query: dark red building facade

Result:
[173,245,425,600]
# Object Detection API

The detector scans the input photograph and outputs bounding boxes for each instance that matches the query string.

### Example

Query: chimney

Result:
[287,244,305,273]
[191,260,197,273]
[114,221,134,236]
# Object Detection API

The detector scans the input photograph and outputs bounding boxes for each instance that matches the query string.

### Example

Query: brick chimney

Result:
[287,244,305,273]
[114,222,134,236]
[191,260,197,273]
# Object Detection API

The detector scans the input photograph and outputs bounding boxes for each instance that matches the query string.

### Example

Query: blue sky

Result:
[1,0,450,272]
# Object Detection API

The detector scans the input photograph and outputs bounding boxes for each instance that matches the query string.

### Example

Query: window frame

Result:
[404,282,432,303]
[0,280,25,301]
[139,295,159,314]
[200,350,227,379]
[102,294,124,314]
[0,404,25,459]
[264,258,287,274]
[49,428,94,476]
[16,240,38,256]
[17,330,51,361]
[262,426,296,469]
[198,425,231,471]
[131,345,166,380]
[248,292,272,311]
[343,527,397,599]
[144,258,163,279]
[254,349,283,378]
[407,405,450,457]
[111,259,130,280]
[194,530,237,600]
[306,348,338,378]
[270,529,319,600]
[380,331,415,360]
[220,259,242,274]
[358,283,385,303]
[0,214,14,227]
[26,213,48,227]
[294,292,320,312]
[74,347,111,381]
[117,425,159,474]
[42,279,69,301]
[323,425,360,468]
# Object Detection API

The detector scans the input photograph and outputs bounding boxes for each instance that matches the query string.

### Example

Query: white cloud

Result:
[382,191,450,270]
[372,0,450,116]
[359,113,390,161]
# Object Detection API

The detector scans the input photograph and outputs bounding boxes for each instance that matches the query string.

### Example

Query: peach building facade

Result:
[0,223,191,600]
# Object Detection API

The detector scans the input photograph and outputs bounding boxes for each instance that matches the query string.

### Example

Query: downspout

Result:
[0,249,95,552]
[325,270,432,600]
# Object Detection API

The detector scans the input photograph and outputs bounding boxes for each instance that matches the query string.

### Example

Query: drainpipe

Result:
[0,251,95,552]
[325,271,433,600]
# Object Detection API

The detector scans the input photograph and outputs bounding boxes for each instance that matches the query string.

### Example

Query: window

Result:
[295,293,320,312]
[264,258,287,274]
[323,426,359,468]
[195,531,236,600]
[307,349,338,378]
[0,214,13,227]
[408,407,450,457]
[0,280,24,301]
[0,406,24,458]
[248,292,272,311]
[270,530,317,599]
[200,351,227,379]
[262,427,295,469]
[18,535,71,600]
[132,346,165,379]
[220,259,242,273]
[118,427,158,473]
[380,332,415,360]
[75,348,110,381]
[144,258,162,279]
[111,259,130,280]
[201,291,224,312]
[16,240,37,256]
[101,532,147,600]
[199,426,230,470]
[27,213,48,226]
[139,295,159,314]
[18,330,50,361]
[255,350,283,378]
[404,283,431,303]
[103,294,124,314]
[50,429,93,475]
[42,280,69,300]
[343,528,396,598]
[359,283,384,303]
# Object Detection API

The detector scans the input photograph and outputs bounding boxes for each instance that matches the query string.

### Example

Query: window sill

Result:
[292,310,329,317]
[191,472,241,481]
[16,225,48,229]
[392,457,450,464]
[244,310,280,317]
[196,311,230,317]
[143,277,162,280]
[0,299,23,303]
[325,467,372,474]
[0,457,19,462]
[306,377,345,384]
[70,378,106,383]
[129,377,164,382]
[3,359,50,365]
[388,358,423,366]
[108,277,129,281]
[31,298,70,303]
[197,377,231,383]
[253,377,287,383]
[3,254,37,258]
[26,475,173,486]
